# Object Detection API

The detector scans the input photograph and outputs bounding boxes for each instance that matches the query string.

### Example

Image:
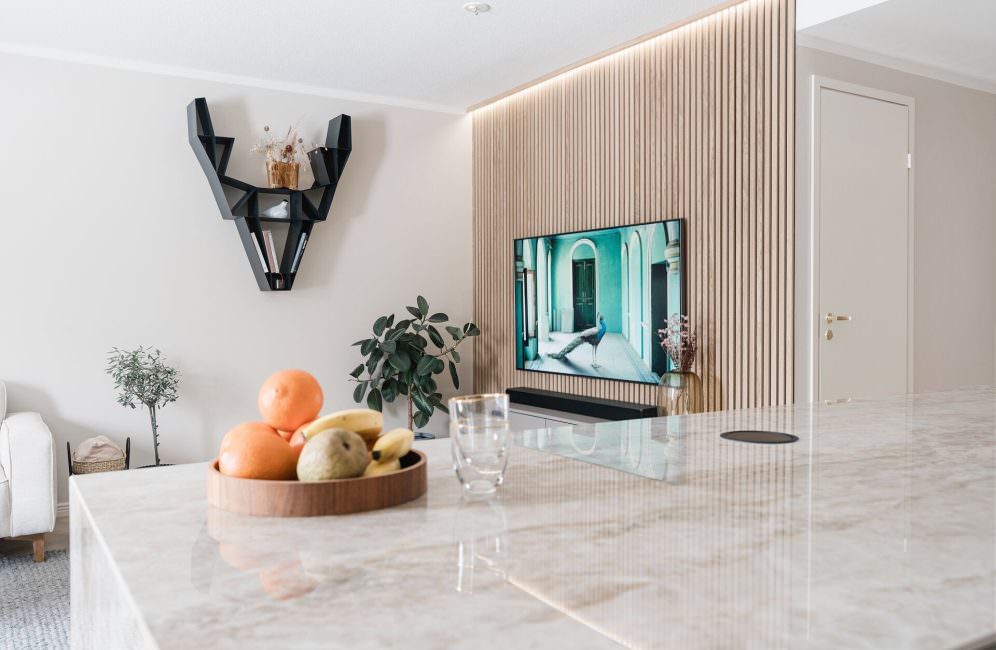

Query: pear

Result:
[296,428,369,481]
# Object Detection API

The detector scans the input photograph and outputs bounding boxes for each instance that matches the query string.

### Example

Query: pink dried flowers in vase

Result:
[657,314,698,372]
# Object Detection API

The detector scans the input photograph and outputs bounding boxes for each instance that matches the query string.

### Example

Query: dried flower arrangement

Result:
[657,314,697,372]
[250,125,317,164]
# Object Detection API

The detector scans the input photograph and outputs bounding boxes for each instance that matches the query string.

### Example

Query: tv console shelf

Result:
[186,98,352,291]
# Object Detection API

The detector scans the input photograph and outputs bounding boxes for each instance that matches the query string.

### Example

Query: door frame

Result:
[809,75,916,401]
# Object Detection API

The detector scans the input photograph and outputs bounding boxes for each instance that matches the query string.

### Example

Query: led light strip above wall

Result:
[468,0,749,112]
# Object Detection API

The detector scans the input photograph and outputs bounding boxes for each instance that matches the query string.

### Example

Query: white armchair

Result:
[0,381,57,561]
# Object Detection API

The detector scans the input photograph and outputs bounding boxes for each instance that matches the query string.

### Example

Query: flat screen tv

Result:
[514,219,684,385]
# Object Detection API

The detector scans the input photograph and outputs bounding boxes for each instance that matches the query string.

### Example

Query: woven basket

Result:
[72,456,126,475]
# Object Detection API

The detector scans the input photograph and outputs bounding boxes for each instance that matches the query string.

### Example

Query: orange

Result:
[218,421,298,480]
[289,426,308,460]
[257,370,323,432]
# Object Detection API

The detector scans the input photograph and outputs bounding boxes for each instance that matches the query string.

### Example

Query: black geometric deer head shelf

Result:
[187,98,351,291]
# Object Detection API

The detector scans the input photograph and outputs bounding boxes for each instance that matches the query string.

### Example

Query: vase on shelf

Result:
[266,160,300,190]
[656,370,703,416]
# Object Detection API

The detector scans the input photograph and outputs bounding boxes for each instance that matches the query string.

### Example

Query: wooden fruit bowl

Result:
[207,450,427,517]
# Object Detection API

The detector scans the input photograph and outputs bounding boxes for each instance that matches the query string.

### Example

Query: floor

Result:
[526,331,659,383]
[0,515,69,559]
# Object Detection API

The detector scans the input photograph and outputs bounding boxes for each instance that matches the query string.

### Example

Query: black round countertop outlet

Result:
[720,431,799,444]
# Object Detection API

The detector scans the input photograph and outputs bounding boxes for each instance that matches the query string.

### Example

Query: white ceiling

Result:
[800,0,996,91]
[0,0,729,112]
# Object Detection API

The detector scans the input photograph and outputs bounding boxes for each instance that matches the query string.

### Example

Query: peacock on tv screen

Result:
[513,219,684,385]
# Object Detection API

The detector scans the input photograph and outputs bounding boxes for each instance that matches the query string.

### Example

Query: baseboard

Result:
[56,502,69,518]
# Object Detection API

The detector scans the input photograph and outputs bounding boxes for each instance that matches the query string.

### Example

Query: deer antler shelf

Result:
[187,98,352,291]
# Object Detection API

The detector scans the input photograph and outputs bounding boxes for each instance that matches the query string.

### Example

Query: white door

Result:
[815,80,912,402]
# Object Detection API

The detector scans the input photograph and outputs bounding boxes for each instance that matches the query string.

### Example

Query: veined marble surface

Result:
[70,388,996,649]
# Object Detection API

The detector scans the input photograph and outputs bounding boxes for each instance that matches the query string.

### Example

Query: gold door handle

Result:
[825,312,852,324]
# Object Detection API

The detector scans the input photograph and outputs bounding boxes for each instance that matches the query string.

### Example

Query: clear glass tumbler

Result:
[449,393,510,497]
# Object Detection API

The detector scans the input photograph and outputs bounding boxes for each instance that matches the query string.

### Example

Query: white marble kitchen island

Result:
[70,388,996,649]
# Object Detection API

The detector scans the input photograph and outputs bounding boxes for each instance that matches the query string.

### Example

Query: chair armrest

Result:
[0,412,56,537]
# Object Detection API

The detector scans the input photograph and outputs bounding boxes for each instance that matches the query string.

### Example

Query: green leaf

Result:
[414,411,430,429]
[406,306,422,319]
[367,388,383,411]
[412,391,433,415]
[373,316,388,336]
[385,314,395,328]
[349,364,364,378]
[365,348,383,373]
[417,295,429,317]
[449,361,460,389]
[421,376,437,393]
[380,340,397,354]
[427,312,448,323]
[416,355,435,376]
[445,326,463,341]
[387,327,407,341]
[464,322,481,336]
[361,339,377,356]
[426,325,444,348]
[352,382,367,403]
[382,379,398,402]
[432,358,445,374]
[450,349,460,363]
[389,353,411,372]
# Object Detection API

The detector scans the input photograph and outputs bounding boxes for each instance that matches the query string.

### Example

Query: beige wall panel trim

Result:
[472,0,794,411]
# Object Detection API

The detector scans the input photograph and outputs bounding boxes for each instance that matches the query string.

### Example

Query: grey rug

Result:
[0,550,69,650]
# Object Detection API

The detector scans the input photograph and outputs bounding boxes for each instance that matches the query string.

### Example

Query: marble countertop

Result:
[70,388,996,649]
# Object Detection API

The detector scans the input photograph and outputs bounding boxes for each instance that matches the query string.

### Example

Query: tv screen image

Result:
[514,219,684,384]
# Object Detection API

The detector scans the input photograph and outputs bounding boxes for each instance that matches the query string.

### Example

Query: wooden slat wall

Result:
[472,0,794,411]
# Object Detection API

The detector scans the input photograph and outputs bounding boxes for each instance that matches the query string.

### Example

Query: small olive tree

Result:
[106,347,179,466]
[349,296,479,431]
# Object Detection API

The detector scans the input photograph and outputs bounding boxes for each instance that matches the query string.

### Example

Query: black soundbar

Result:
[505,387,657,421]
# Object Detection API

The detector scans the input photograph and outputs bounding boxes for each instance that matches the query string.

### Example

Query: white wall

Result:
[0,54,473,503]
[795,46,996,401]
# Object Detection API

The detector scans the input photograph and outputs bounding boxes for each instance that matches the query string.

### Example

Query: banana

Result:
[371,428,414,463]
[362,458,401,477]
[301,409,383,441]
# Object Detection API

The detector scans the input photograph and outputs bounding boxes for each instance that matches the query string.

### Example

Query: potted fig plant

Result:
[349,296,479,438]
[106,347,180,467]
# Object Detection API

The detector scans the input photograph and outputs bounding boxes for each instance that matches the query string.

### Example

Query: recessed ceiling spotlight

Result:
[463,2,491,15]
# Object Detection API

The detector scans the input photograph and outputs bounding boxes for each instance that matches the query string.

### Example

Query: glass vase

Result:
[266,160,300,190]
[656,371,704,416]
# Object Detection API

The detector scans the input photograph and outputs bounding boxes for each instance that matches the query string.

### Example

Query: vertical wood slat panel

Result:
[472,0,793,411]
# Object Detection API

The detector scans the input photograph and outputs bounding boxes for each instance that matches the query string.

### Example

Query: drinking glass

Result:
[449,394,510,497]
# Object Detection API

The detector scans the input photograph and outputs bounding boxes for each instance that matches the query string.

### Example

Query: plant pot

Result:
[656,370,704,416]
[266,160,300,190]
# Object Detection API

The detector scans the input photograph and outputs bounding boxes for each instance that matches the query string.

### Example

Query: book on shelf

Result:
[263,230,284,289]
[253,234,269,272]
[263,230,279,273]
[290,233,309,273]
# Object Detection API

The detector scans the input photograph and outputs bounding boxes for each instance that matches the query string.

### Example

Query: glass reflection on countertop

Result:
[452,497,509,594]
[516,418,686,483]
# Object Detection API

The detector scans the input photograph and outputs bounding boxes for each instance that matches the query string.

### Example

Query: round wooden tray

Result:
[207,449,427,517]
